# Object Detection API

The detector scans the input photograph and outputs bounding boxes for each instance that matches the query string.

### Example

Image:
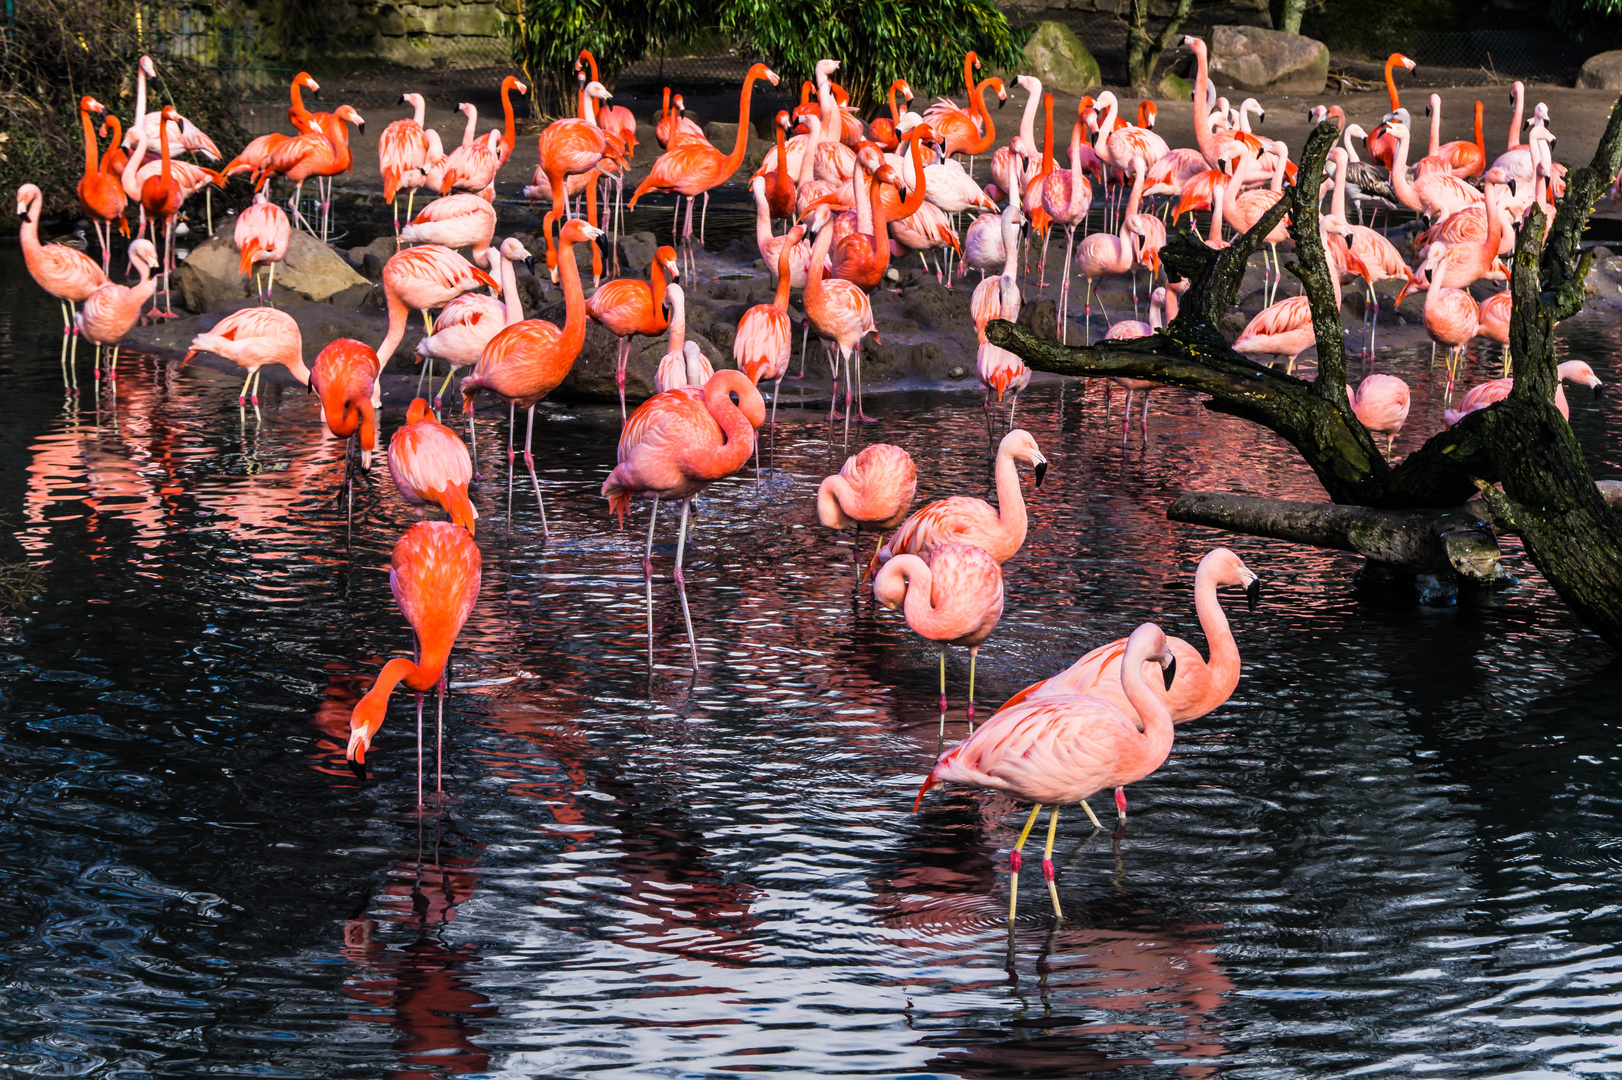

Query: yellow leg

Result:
[1009,803,1043,922]
[937,646,948,737]
[1080,799,1103,830]
[267,261,277,304]
[422,310,434,335]
[1042,806,1063,920]
[967,646,979,732]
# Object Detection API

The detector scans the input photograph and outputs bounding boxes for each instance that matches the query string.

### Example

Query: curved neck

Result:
[460,107,477,147]
[1125,160,1146,218]
[80,103,99,178]
[411,95,425,127]
[866,173,889,260]
[1192,44,1218,162]
[1473,101,1484,154]
[888,81,902,124]
[1341,127,1360,163]
[772,122,791,200]
[818,475,856,528]
[1384,56,1402,111]
[1093,96,1117,155]
[123,118,149,193]
[1000,212,1020,277]
[661,87,670,124]
[1041,96,1054,176]
[694,374,758,479]
[1509,83,1524,150]
[797,121,821,186]
[1331,155,1347,220]
[1120,640,1174,756]
[895,134,928,217]
[720,70,766,179]
[1193,565,1240,699]
[754,183,773,245]
[501,81,518,154]
[962,53,976,100]
[772,237,794,308]
[1483,182,1504,257]
[290,75,309,117]
[1427,96,1441,156]
[134,64,148,134]
[965,79,998,154]
[993,445,1028,543]
[666,289,685,353]
[1388,127,1417,210]
[1019,83,1042,151]
[500,250,524,323]
[651,254,671,327]
[555,233,589,357]
[805,220,835,299]
[18,194,40,254]
[99,118,123,173]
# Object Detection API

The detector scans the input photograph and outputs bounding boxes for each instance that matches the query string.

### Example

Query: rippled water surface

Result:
[4,243,1622,1078]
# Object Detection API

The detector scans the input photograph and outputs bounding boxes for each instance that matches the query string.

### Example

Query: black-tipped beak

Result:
[524,255,536,274]
[399,94,408,105]
[998,97,1007,109]
[1507,178,1517,196]
[358,121,366,135]
[1247,578,1261,611]
[1162,655,1177,690]
[1596,384,1606,399]
[349,757,368,781]
[1033,460,1047,487]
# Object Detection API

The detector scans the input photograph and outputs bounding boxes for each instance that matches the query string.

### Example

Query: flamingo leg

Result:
[644,494,660,663]
[768,376,782,470]
[1114,785,1127,828]
[416,690,425,810]
[522,404,550,542]
[966,645,979,731]
[672,497,699,671]
[467,407,479,479]
[937,645,948,736]
[435,674,446,802]
[59,301,71,389]
[854,339,872,422]
[1043,806,1064,919]
[506,400,516,521]
[1079,798,1104,830]
[433,365,457,412]
[616,338,628,421]
[1059,229,1076,343]
[1008,802,1043,921]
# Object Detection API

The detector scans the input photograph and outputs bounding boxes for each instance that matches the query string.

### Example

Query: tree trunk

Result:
[985,92,1622,649]
[1126,0,1196,93]
[1278,0,1308,35]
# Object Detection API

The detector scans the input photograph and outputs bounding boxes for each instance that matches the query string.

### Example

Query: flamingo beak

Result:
[1162,654,1177,690]
[1247,578,1261,611]
[1595,382,1606,399]
[524,255,536,274]
[1033,460,1047,487]
[349,757,368,780]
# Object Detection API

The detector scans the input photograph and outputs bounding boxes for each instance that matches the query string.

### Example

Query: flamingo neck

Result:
[772,122,791,201]
[866,172,889,263]
[411,96,425,127]
[1040,96,1054,176]
[797,121,821,187]
[1018,83,1042,152]
[651,255,672,331]
[696,372,759,479]
[460,107,477,147]
[1191,43,1218,162]
[555,233,588,355]
[772,238,794,308]
[17,194,40,256]
[100,118,124,174]
[806,214,835,300]
[666,290,685,354]
[754,183,774,247]
[80,103,100,179]
[1119,637,1174,760]
[1209,181,1227,243]
[992,444,1028,548]
[888,81,902,125]
[1125,160,1146,219]
[1384,56,1402,112]
[377,287,411,365]
[1193,564,1240,705]
[1000,213,1020,278]
[1330,156,1347,220]
[1509,83,1524,151]
[966,78,998,154]
[1093,96,1116,155]
[661,87,670,125]
[1341,128,1361,163]
[1474,101,1484,155]
[499,249,524,323]
[1427,96,1441,157]
[501,81,518,155]
[817,475,857,529]
[894,134,928,218]
[721,70,765,180]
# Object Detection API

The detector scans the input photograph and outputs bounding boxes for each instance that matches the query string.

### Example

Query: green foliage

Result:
[719,0,1028,112]
[1550,0,1622,37]
[504,0,708,117]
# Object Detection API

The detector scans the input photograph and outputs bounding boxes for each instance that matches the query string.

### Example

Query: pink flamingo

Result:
[802,206,879,427]
[461,220,602,535]
[18,182,109,386]
[1221,145,1291,305]
[234,190,291,306]
[1444,361,1603,427]
[1103,285,1180,437]
[1386,120,1482,224]
[601,369,764,670]
[877,429,1047,574]
[1232,219,1368,373]
[441,76,526,196]
[1041,100,1095,342]
[374,244,500,404]
[735,225,803,440]
[655,341,714,393]
[390,397,477,534]
[345,521,481,809]
[74,239,160,387]
[1477,291,1513,372]
[818,443,918,576]
[974,208,1031,431]
[183,306,311,414]
[650,283,695,392]
[415,236,531,414]
[1413,243,1480,388]
[379,92,436,228]
[875,542,1005,733]
[1347,374,1412,454]
[1074,192,1151,345]
[309,338,380,513]
[915,623,1177,919]
[1326,148,1413,356]
[399,193,498,272]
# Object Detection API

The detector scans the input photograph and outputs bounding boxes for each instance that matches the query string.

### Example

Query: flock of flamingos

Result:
[13,39,1608,916]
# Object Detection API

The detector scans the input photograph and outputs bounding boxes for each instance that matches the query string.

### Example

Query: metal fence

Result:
[138,0,310,138]
[1396,30,1592,80]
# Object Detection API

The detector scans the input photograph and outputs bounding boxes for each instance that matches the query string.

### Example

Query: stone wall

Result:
[247,0,516,69]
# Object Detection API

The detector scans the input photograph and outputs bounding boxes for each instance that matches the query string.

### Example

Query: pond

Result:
[2,241,1622,1078]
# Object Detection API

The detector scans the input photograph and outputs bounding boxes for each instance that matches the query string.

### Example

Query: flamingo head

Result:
[1398,54,1417,71]
[871,553,924,612]
[662,281,683,320]
[586,80,611,102]
[499,236,536,275]
[1309,105,1326,124]
[1558,360,1604,395]
[458,101,475,118]
[1346,123,1369,141]
[816,59,841,80]
[127,238,159,276]
[15,182,41,218]
[559,219,604,245]
[900,81,914,102]
[1015,74,1040,96]
[82,96,105,114]
[968,50,981,71]
[160,105,179,123]
[776,109,792,131]
[297,71,319,94]
[759,65,781,87]
[656,246,679,281]
[336,104,366,133]
[999,428,1047,486]
[1425,93,1439,118]
[140,55,156,78]
[1127,623,1178,690]
[400,91,423,111]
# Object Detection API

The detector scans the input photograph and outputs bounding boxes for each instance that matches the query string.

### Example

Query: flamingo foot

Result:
[1009,850,1022,873]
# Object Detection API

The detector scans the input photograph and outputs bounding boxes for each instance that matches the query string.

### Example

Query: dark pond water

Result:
[3,240,1622,1078]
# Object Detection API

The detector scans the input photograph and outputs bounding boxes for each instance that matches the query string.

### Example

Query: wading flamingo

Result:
[74,239,159,388]
[309,338,381,516]
[1444,361,1603,427]
[1347,374,1411,454]
[802,206,879,428]
[416,236,532,414]
[76,97,126,273]
[734,226,803,440]
[915,623,1177,919]
[390,398,477,534]
[585,244,680,419]
[818,443,918,578]
[345,521,481,811]
[183,306,311,415]
[374,244,500,404]
[18,182,109,386]
[1413,242,1479,388]
[601,369,764,670]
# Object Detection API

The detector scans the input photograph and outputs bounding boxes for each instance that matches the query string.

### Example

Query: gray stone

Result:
[620,231,658,274]
[1157,71,1193,102]
[1209,25,1329,94]
[1580,51,1622,90]
[176,230,368,314]
[1014,21,1101,97]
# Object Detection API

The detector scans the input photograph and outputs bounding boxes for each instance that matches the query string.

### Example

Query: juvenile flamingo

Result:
[915,623,1177,919]
[18,182,109,386]
[390,398,478,534]
[345,521,481,811]
[183,306,311,415]
[818,443,918,578]
[1444,361,1603,427]
[875,542,1005,734]
[601,369,764,670]
[234,191,291,305]
[461,220,603,536]
[74,239,159,388]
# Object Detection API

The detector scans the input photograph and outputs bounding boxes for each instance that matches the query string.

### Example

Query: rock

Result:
[1580,51,1622,90]
[1011,21,1101,97]
[1158,72,1193,102]
[1209,25,1329,95]
[176,230,368,314]
[621,231,658,274]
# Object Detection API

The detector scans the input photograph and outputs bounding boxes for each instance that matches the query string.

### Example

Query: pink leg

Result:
[522,404,551,542]
[616,338,628,421]
[1114,785,1127,827]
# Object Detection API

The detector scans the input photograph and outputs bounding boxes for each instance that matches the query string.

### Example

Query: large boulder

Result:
[1580,51,1622,90]
[1014,21,1101,97]
[1209,25,1329,94]
[176,229,368,314]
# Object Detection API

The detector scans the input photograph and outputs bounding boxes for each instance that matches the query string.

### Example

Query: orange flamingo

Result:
[601,369,764,670]
[1364,53,1418,169]
[576,52,636,158]
[441,76,526,198]
[18,182,109,385]
[375,244,500,402]
[234,191,291,306]
[868,79,915,150]
[915,623,1177,919]
[345,521,481,809]
[585,244,680,418]
[417,236,532,415]
[221,72,320,186]
[817,443,917,576]
[309,338,381,515]
[802,206,879,426]
[183,306,311,414]
[535,81,621,279]
[76,97,125,273]
[628,63,780,278]
[263,103,364,240]
[924,53,1006,166]
[379,91,435,228]
[74,239,159,388]
[1418,96,1485,178]
[877,428,1046,573]
[122,105,187,317]
[734,225,803,433]
[461,219,602,536]
[390,398,477,534]
[655,87,706,149]
[875,542,1005,734]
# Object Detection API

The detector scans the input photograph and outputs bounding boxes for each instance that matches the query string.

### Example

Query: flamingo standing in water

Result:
[461,220,602,536]
[310,338,381,517]
[390,398,478,534]
[415,237,532,416]
[874,542,1005,734]
[601,369,764,670]
[973,205,1030,431]
[818,443,918,579]
[234,191,291,305]
[374,244,500,404]
[585,244,681,419]
[345,521,481,811]
[18,182,109,386]
[183,306,311,415]
[1413,242,1479,388]
[75,240,160,388]
[915,623,1177,920]
[1347,374,1412,454]
[1444,361,1604,427]
[734,226,803,447]
[877,429,1047,571]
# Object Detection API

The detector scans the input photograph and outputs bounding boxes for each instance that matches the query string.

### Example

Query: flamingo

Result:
[752,176,814,290]
[1417,96,1485,178]
[221,71,322,186]
[263,103,365,241]
[629,63,780,279]
[1414,243,1480,388]
[818,443,918,577]
[924,54,1006,170]
[651,283,690,389]
[1103,285,1180,437]
[655,341,715,395]
[1041,100,1094,341]
[877,429,1047,575]
[122,105,189,317]
[1326,148,1413,356]
[310,338,381,516]
[869,79,915,149]
[461,220,602,536]
[399,193,498,271]
[575,52,636,158]
[1477,290,1513,370]
[1232,218,1368,373]
[183,306,311,415]
[655,87,706,149]
[1074,193,1152,345]
[374,244,500,404]
[74,240,160,388]
[234,191,291,306]
[735,225,804,438]
[1444,361,1603,427]
[1386,120,1482,225]
[875,543,1005,734]
[415,236,532,413]
[1347,374,1412,454]
[18,182,109,386]
[802,206,879,428]
[390,398,477,534]
[344,521,481,811]
[601,369,764,670]
[915,623,1177,919]
[974,209,1030,430]
[123,54,222,162]
[379,92,435,229]
[585,244,681,419]
[441,75,526,196]
[75,97,125,273]
[1363,53,1418,169]
[536,81,622,279]
[1221,145,1290,305]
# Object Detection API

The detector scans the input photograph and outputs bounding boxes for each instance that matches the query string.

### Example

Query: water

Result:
[4,242,1622,1078]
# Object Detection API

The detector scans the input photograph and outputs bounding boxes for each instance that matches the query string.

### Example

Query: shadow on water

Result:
[6,241,1622,1076]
